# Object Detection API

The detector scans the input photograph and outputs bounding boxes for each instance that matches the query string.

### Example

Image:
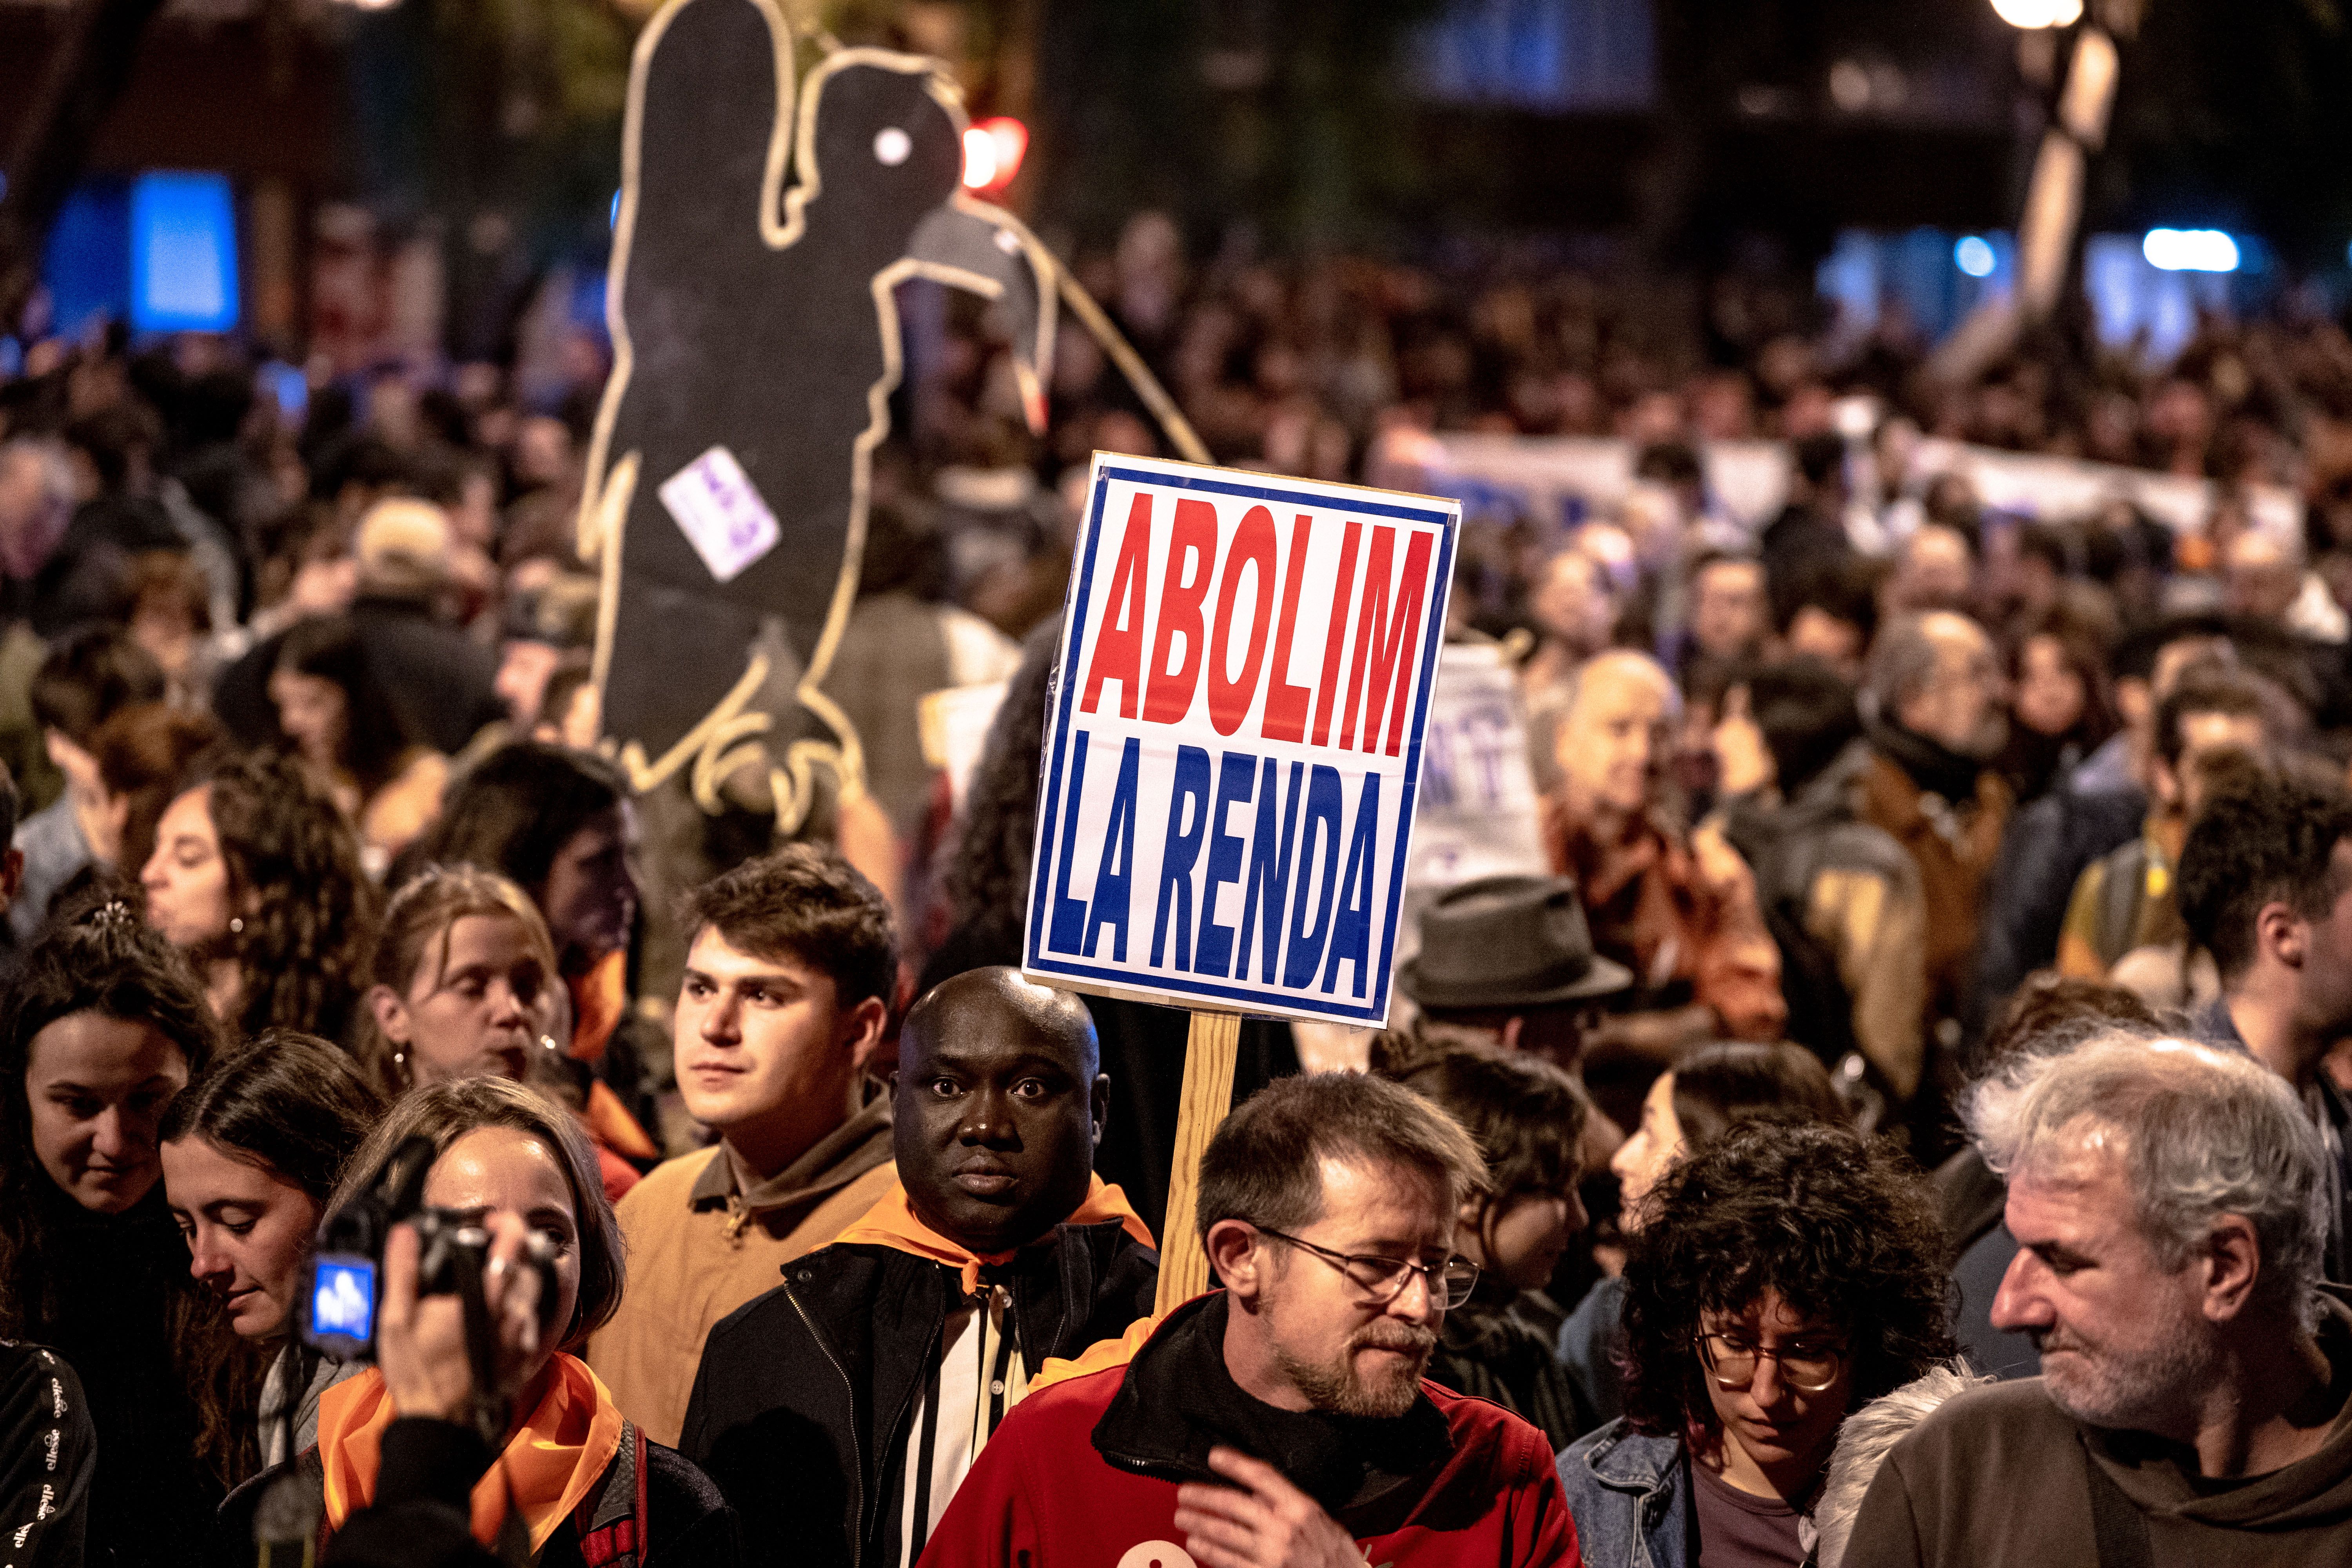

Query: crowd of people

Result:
[5,215,2352,1566]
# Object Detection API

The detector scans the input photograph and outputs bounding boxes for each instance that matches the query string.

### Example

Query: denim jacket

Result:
[1554,1419,1689,1568]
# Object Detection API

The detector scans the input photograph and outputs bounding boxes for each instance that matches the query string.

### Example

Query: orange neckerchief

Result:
[582,1079,660,1163]
[316,1353,624,1552]
[567,951,628,1067]
[833,1174,1156,1296]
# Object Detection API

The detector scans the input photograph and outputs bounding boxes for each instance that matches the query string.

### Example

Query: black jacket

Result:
[213,1418,736,1568]
[681,1220,1159,1568]
[1967,771,2145,1055]
[0,1341,91,1568]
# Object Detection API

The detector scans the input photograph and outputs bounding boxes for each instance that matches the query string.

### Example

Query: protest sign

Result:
[1023,454,1460,1031]
[918,679,1010,813]
[1401,641,1548,953]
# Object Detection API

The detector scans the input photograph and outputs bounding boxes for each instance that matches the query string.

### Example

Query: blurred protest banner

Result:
[1376,427,2303,540]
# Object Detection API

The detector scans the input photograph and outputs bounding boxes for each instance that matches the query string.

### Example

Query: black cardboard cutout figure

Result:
[579,0,1054,825]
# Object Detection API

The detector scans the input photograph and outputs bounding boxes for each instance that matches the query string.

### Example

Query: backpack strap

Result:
[573,1420,650,1568]
[2095,840,2151,971]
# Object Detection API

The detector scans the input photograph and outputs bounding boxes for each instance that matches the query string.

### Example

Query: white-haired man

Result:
[1541,648,1784,1128]
[1846,1035,2352,1563]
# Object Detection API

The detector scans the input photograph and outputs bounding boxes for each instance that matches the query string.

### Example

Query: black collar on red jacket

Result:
[1090,1292,1456,1518]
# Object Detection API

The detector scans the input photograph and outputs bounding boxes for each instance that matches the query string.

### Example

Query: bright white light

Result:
[1989,0,2083,26]
[1955,236,1997,277]
[2142,229,2240,273]
[962,119,1028,192]
[960,128,997,189]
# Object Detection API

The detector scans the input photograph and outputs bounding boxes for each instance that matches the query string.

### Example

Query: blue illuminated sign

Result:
[131,172,240,333]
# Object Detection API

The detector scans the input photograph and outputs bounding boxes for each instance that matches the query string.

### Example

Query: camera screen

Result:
[311,1258,376,1341]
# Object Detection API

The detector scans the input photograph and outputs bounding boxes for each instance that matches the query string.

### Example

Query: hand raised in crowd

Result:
[376,1213,544,1425]
[1172,1447,1366,1568]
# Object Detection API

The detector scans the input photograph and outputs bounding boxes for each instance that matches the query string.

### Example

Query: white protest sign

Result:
[1024,454,1460,1027]
[1404,642,1546,921]
[918,679,1011,813]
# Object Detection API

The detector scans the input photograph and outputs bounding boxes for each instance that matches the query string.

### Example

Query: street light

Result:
[1991,0,2084,25]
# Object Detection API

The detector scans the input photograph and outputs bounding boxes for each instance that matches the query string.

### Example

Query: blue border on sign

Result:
[1024,464,1459,1023]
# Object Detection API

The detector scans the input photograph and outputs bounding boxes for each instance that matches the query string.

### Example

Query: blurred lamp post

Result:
[2000,0,2137,325]
[1989,0,2083,25]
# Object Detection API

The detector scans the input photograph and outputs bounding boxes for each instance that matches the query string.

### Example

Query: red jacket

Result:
[915,1298,1580,1567]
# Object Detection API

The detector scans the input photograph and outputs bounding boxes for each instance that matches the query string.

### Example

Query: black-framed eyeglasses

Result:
[1253,1225,1479,1308]
[1694,1333,1847,1394]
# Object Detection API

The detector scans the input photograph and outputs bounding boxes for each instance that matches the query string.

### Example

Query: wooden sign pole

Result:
[1153,1008,1243,1314]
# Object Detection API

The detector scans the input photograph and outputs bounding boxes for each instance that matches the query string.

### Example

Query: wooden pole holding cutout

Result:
[1154,1009,1243,1314]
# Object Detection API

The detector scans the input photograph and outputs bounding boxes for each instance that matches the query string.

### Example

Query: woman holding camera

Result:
[0,900,225,1566]
[216,1076,736,1566]
[161,1031,385,1467]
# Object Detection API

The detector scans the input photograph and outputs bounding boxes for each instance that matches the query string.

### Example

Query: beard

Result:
[1274,1321,1437,1420]
[2033,1320,2216,1432]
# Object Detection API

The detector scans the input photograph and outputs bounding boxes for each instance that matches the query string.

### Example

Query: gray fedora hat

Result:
[1396,874,1633,1011]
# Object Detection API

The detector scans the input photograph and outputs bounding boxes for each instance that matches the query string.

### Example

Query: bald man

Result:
[1543,652,1785,1127]
[682,967,1160,1568]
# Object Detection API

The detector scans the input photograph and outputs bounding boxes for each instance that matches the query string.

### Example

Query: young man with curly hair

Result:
[1555,1120,1955,1567]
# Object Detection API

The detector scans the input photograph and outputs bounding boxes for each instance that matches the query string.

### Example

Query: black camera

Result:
[298,1136,562,1363]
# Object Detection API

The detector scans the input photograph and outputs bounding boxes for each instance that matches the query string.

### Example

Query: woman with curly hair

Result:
[140,749,376,1044]
[1562,1040,1847,1426]
[1556,1120,1953,1568]
[0,898,226,1565]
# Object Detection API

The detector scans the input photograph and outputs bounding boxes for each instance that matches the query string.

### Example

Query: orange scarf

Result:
[833,1173,1156,1296]
[567,951,629,1066]
[316,1353,624,1552]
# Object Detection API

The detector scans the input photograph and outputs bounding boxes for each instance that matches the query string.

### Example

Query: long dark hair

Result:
[1668,1040,1846,1147]
[274,614,422,799]
[0,899,222,1338]
[1617,1122,1953,1441]
[405,741,626,902]
[160,1029,384,1204]
[942,617,1060,946]
[196,750,376,1042]
[158,1031,383,1489]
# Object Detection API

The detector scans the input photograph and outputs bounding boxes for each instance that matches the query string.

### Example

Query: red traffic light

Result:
[961,117,1029,194]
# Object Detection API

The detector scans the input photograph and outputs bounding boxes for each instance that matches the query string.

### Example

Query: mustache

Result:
[1353,1323,1437,1357]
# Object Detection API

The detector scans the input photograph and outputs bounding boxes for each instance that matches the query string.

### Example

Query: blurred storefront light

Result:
[2141,229,2240,272]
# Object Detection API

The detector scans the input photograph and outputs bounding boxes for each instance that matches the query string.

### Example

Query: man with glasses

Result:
[918,1071,1579,1567]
